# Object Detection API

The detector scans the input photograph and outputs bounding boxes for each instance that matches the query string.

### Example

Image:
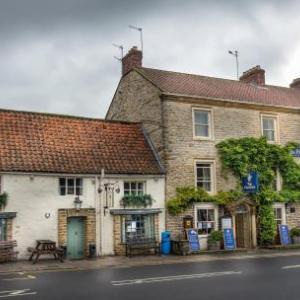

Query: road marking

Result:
[282,264,300,270]
[2,275,36,281]
[0,289,37,298]
[112,271,242,286]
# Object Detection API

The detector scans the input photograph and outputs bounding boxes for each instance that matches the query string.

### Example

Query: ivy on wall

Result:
[167,137,300,246]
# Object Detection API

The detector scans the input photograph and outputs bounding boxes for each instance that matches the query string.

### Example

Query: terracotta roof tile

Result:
[0,110,163,175]
[136,67,300,108]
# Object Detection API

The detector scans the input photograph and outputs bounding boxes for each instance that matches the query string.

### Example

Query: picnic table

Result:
[28,240,64,264]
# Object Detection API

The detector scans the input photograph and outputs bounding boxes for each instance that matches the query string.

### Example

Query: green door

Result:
[67,217,85,259]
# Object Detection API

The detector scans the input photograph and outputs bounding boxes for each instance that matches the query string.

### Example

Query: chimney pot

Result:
[290,78,300,88]
[122,46,143,76]
[239,65,265,85]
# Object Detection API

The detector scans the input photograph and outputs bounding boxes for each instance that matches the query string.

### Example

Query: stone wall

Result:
[286,204,300,229]
[58,208,96,257]
[106,71,165,160]
[6,218,13,240]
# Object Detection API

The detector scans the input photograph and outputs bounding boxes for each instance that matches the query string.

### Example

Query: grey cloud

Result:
[0,0,300,118]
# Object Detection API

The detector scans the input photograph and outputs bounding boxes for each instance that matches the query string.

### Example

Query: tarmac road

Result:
[1,254,300,299]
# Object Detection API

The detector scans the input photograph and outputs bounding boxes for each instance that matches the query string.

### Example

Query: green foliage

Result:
[208,230,223,242]
[0,193,8,210]
[167,187,211,215]
[257,205,277,245]
[120,194,153,208]
[290,227,300,237]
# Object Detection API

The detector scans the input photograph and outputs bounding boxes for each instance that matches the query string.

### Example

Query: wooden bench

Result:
[0,240,18,263]
[126,237,159,257]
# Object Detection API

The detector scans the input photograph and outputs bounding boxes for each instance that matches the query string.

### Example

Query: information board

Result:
[186,229,200,252]
[279,224,291,246]
[223,228,236,250]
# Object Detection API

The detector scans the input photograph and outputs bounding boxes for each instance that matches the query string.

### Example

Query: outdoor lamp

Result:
[74,196,83,211]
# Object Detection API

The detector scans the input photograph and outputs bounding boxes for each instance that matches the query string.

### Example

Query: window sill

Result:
[193,137,214,142]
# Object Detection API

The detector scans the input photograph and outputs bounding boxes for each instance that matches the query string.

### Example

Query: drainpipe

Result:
[95,175,101,256]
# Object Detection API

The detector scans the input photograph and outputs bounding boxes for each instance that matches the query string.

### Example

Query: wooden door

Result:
[235,213,252,248]
[67,217,85,259]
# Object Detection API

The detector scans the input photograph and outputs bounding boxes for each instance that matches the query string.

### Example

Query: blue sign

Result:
[223,228,236,250]
[279,224,291,246]
[290,148,300,157]
[242,171,259,193]
[186,229,200,252]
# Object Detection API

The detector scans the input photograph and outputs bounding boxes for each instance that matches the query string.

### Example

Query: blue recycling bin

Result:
[161,231,171,255]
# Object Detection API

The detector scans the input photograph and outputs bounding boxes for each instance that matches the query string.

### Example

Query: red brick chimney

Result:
[239,65,265,85]
[290,78,300,89]
[122,46,142,76]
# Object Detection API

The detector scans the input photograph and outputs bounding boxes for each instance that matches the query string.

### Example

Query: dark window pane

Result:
[67,178,74,194]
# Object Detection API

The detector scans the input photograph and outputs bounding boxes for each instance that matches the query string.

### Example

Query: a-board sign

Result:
[223,228,236,250]
[186,228,200,251]
[279,224,291,246]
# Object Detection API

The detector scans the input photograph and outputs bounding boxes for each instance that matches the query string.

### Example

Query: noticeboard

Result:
[279,224,291,246]
[223,228,236,250]
[186,229,200,252]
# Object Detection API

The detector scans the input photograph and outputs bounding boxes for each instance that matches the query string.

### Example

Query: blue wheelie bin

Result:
[161,231,171,255]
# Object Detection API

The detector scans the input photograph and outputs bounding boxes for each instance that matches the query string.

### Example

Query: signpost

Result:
[223,228,236,250]
[242,171,259,193]
[186,228,200,252]
[279,224,291,246]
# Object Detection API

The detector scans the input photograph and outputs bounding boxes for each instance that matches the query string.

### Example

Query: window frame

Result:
[194,203,218,237]
[0,218,7,241]
[121,214,155,243]
[261,114,279,143]
[273,203,286,226]
[123,181,145,196]
[194,160,216,194]
[192,107,214,140]
[59,177,83,196]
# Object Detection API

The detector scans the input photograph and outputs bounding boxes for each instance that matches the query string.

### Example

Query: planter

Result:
[208,241,221,251]
[292,236,300,244]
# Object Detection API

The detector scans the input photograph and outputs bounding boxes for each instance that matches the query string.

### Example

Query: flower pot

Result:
[208,241,221,251]
[292,236,300,244]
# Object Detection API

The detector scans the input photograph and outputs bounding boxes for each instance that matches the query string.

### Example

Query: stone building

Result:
[0,109,165,258]
[106,46,300,249]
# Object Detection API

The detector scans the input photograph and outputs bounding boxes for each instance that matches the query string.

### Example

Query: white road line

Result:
[282,264,300,270]
[2,275,36,281]
[0,289,37,298]
[112,271,242,286]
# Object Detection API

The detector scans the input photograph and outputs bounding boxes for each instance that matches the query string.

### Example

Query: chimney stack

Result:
[239,65,265,85]
[290,78,300,89]
[122,46,142,76]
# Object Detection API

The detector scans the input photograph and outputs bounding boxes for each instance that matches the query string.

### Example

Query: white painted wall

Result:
[1,174,165,258]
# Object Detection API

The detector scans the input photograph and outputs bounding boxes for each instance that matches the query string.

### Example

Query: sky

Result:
[0,0,300,118]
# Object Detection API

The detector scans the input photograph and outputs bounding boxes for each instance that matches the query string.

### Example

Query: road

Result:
[1,254,300,299]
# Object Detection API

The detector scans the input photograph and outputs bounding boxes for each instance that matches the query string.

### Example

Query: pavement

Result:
[1,248,300,274]
[1,250,300,299]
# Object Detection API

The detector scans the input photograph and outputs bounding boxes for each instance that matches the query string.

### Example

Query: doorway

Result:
[235,204,252,248]
[67,217,85,259]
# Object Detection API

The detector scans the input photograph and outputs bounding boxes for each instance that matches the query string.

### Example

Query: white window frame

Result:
[261,114,279,143]
[59,177,83,196]
[274,169,282,191]
[194,160,216,194]
[192,107,214,140]
[194,203,218,237]
[123,181,146,196]
[273,203,286,225]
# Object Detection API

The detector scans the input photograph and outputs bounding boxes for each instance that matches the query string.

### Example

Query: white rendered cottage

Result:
[0,109,165,259]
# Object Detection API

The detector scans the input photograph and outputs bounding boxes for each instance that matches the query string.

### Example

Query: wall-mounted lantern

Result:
[74,196,83,211]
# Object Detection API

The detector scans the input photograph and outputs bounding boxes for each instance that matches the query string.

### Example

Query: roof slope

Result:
[0,110,163,175]
[136,67,300,109]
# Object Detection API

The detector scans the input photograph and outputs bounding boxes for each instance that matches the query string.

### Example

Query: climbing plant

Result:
[120,194,153,208]
[167,137,300,246]
[0,192,8,210]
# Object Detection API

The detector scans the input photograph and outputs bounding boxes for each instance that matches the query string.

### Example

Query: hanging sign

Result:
[223,228,236,250]
[279,224,291,246]
[242,171,259,193]
[290,148,300,157]
[186,229,200,252]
